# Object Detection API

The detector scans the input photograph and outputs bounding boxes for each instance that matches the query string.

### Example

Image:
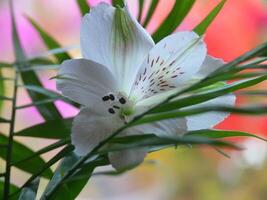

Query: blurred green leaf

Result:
[11,145,74,199]
[0,181,19,200]
[150,75,267,113]
[152,0,195,42]
[76,0,90,16]
[112,0,124,7]
[137,0,144,22]
[0,134,52,179]
[187,129,267,141]
[29,57,56,65]
[11,6,62,120]
[41,154,108,200]
[0,62,12,68]
[15,118,73,139]
[0,117,10,123]
[26,16,71,63]
[18,178,40,200]
[193,0,226,35]
[143,0,159,27]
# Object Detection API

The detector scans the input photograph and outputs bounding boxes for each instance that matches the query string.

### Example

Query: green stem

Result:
[3,69,18,199]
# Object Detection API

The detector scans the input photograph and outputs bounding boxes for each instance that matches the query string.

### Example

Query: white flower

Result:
[56,3,235,170]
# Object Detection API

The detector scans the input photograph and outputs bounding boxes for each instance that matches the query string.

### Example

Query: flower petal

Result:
[186,95,236,130]
[108,148,147,171]
[196,55,224,78]
[130,31,207,102]
[71,107,123,155]
[136,118,188,137]
[57,59,117,113]
[81,3,154,94]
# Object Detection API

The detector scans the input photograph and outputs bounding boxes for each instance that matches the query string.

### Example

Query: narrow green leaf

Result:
[18,178,40,200]
[193,0,226,35]
[0,62,12,68]
[152,0,195,42]
[112,0,124,7]
[0,182,19,200]
[137,0,144,22]
[11,5,62,120]
[15,118,73,139]
[142,0,159,27]
[0,117,10,123]
[41,154,108,200]
[187,129,267,142]
[26,16,71,63]
[76,0,90,16]
[237,90,267,96]
[29,57,55,65]
[0,134,53,178]
[151,76,267,113]
[136,105,267,125]
[10,145,74,199]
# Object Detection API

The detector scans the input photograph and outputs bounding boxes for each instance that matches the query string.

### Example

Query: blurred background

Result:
[0,0,267,199]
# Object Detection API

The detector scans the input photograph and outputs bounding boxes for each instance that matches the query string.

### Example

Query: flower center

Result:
[101,92,135,119]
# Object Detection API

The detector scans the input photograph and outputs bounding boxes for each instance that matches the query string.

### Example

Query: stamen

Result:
[109,94,115,101]
[108,108,115,114]
[102,96,109,101]
[119,97,126,104]
[113,105,120,109]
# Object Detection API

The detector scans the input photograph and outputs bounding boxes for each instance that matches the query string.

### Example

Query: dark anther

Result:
[102,96,109,101]
[119,97,126,104]
[109,94,115,101]
[108,108,115,114]
[113,105,120,109]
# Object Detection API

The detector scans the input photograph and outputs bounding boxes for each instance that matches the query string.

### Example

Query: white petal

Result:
[108,148,147,171]
[71,107,123,155]
[136,118,188,137]
[57,59,117,113]
[196,55,224,78]
[81,3,154,94]
[130,31,207,102]
[186,95,236,130]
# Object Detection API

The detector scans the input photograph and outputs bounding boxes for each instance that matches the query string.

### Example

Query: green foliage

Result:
[76,0,90,16]
[194,0,227,35]
[1,1,267,199]
[0,134,53,178]
[152,0,195,42]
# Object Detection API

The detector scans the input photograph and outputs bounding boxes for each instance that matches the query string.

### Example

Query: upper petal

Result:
[130,31,207,102]
[56,59,117,113]
[186,95,236,130]
[81,3,155,94]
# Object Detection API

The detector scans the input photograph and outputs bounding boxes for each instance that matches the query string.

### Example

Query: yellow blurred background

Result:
[0,0,267,199]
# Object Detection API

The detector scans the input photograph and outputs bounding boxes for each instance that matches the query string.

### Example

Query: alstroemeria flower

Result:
[56,3,235,170]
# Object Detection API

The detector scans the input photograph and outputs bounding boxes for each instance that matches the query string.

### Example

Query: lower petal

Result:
[71,107,123,155]
[186,95,236,130]
[108,148,147,171]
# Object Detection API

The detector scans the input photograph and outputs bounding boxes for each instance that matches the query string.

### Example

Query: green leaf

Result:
[112,0,124,7]
[11,5,62,121]
[29,57,56,66]
[10,145,74,199]
[137,0,144,22]
[76,0,90,16]
[187,129,267,141]
[142,0,159,27]
[18,178,40,200]
[136,105,267,125]
[15,118,73,139]
[193,0,226,35]
[26,16,71,63]
[0,181,19,200]
[0,62,12,68]
[152,0,195,42]
[0,134,53,179]
[150,76,267,113]
[41,154,108,200]
[0,117,10,123]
